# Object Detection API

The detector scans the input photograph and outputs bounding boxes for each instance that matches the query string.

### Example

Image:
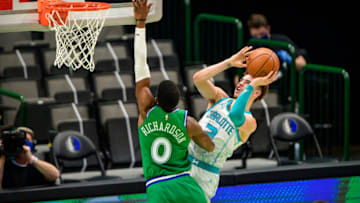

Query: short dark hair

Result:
[157,80,180,112]
[247,13,268,29]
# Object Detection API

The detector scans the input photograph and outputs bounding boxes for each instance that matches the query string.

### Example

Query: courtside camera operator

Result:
[0,126,59,190]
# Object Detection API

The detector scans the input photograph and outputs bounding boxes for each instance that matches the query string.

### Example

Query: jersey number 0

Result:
[151,137,172,164]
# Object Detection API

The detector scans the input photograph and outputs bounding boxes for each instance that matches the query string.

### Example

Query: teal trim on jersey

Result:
[235,127,241,142]
[226,99,233,112]
[189,155,220,174]
[204,97,229,114]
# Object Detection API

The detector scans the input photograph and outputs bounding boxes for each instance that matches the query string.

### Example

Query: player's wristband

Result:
[136,18,146,21]
[30,155,38,165]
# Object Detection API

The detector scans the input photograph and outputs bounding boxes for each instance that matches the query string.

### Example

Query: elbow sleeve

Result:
[229,85,254,127]
[134,28,150,82]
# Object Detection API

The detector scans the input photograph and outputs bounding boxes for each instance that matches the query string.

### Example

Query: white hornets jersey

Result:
[189,97,246,169]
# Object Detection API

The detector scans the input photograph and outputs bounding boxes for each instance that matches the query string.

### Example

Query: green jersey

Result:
[138,105,191,181]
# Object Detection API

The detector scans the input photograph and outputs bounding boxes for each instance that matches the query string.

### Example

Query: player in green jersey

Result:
[132,1,214,202]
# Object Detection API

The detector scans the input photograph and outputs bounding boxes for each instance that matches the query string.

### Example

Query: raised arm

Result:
[229,71,278,128]
[187,116,214,152]
[133,0,155,124]
[193,46,252,103]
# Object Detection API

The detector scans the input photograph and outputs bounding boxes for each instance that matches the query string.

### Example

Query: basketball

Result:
[246,47,280,77]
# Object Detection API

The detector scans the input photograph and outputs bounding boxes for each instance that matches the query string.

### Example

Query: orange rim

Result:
[43,2,111,11]
[39,1,111,26]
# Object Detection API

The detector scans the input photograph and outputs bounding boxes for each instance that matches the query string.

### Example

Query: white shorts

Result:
[190,164,220,201]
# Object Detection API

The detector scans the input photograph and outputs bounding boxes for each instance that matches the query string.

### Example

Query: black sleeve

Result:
[26,164,55,186]
[2,161,54,189]
[2,161,28,188]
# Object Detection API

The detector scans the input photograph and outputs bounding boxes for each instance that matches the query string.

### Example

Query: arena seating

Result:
[0,30,285,181]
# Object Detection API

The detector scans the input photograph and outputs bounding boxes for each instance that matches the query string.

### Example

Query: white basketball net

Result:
[47,8,108,72]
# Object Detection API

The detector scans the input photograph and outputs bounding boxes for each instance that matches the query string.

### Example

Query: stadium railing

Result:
[0,88,27,127]
[193,13,243,65]
[299,64,350,161]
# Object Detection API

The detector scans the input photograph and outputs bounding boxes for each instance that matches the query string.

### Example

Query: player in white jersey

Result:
[188,46,278,200]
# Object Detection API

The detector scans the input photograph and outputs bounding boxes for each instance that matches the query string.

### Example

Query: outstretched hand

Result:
[250,71,278,87]
[228,46,253,68]
[132,0,154,20]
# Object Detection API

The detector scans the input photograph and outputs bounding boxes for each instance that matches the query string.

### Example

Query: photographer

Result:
[0,126,59,190]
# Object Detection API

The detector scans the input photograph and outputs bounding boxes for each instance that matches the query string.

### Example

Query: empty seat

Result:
[42,49,60,75]
[98,101,141,168]
[45,75,90,103]
[101,86,136,102]
[49,103,101,171]
[189,95,209,120]
[0,79,40,104]
[0,79,41,123]
[52,130,106,183]
[92,72,134,101]
[97,26,126,43]
[58,119,101,151]
[0,32,32,52]
[43,31,57,49]
[269,112,334,165]
[246,106,285,155]
[0,78,52,139]
[50,103,90,129]
[3,66,42,79]
[148,55,179,71]
[147,39,176,57]
[94,43,131,73]
[95,58,133,73]
[147,39,180,71]
[13,40,50,75]
[0,51,38,78]
[150,70,182,86]
[1,77,51,143]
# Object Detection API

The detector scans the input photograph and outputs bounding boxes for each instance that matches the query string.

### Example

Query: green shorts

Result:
[146,173,207,203]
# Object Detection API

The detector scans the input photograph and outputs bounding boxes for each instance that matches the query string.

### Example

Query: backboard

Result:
[0,0,162,33]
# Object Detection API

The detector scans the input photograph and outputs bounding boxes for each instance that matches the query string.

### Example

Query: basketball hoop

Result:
[38,0,111,72]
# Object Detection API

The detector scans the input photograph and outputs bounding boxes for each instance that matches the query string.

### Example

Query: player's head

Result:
[234,73,269,103]
[248,13,271,39]
[157,80,180,112]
